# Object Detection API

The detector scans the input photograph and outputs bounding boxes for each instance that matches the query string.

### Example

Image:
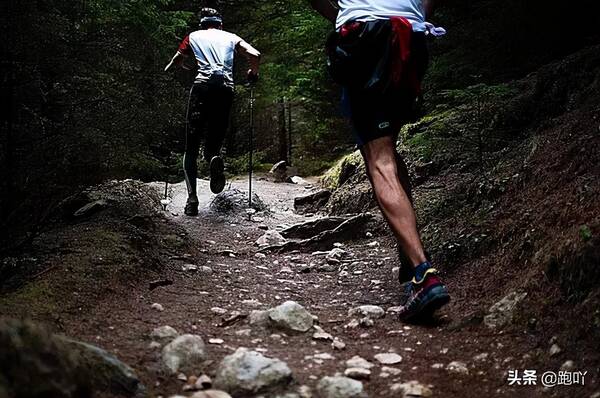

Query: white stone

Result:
[348,305,385,319]
[213,348,293,395]
[446,361,469,375]
[316,376,366,398]
[268,301,314,333]
[390,381,432,397]
[161,334,206,374]
[374,353,402,365]
[256,230,287,247]
[151,303,164,312]
[344,367,371,380]
[150,326,179,343]
[345,356,374,370]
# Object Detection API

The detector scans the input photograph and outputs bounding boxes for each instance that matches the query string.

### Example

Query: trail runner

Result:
[308,0,450,321]
[165,8,261,216]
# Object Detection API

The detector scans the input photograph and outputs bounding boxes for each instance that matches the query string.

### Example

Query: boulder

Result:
[294,190,332,214]
[268,301,315,333]
[270,161,289,182]
[161,334,206,374]
[484,291,527,329]
[0,318,145,398]
[214,348,293,395]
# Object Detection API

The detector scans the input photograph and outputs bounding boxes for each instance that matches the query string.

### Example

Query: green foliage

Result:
[580,225,593,242]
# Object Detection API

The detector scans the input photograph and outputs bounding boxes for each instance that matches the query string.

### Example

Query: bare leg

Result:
[361,135,427,267]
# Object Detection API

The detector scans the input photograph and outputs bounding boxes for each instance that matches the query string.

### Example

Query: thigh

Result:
[187,84,209,138]
[205,86,233,156]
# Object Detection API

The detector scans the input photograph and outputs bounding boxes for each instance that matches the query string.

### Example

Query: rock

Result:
[332,338,346,351]
[270,161,289,182]
[151,303,164,312]
[374,353,402,365]
[484,291,527,329]
[161,334,206,374]
[214,348,293,395]
[473,352,489,362]
[560,360,575,371]
[550,344,562,357]
[381,366,402,376]
[280,217,348,239]
[199,266,213,274]
[446,361,469,375]
[326,248,348,263]
[345,356,374,370]
[182,263,198,272]
[249,310,271,327]
[390,381,432,397]
[209,338,225,345]
[150,326,179,343]
[313,331,334,341]
[268,301,314,333]
[386,306,403,315]
[210,189,267,213]
[149,341,162,350]
[211,307,228,315]
[190,391,232,398]
[348,306,385,320]
[256,230,288,247]
[316,376,366,398]
[344,368,371,380]
[0,318,146,398]
[73,199,108,217]
[196,374,213,389]
[294,190,332,214]
[431,363,444,369]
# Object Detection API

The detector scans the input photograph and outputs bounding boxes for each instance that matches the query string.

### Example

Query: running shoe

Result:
[209,156,226,194]
[397,261,450,321]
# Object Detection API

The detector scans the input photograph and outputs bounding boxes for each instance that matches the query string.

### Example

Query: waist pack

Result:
[326,18,421,95]
[326,20,391,90]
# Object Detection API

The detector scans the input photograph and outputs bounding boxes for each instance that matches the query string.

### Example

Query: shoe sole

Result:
[399,285,450,322]
[210,156,226,194]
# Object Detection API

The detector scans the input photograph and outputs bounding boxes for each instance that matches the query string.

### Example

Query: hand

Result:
[247,69,259,84]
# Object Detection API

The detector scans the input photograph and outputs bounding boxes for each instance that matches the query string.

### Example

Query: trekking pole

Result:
[248,85,255,208]
[160,181,171,211]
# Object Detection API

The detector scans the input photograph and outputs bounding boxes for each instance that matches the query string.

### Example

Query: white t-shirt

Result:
[178,29,242,86]
[336,0,426,31]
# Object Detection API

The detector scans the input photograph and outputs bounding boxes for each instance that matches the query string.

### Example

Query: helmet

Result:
[199,7,223,28]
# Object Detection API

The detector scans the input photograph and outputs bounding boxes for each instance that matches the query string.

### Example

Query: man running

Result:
[308,0,450,321]
[165,8,261,216]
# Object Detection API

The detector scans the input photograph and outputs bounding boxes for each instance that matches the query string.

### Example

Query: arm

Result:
[309,0,338,24]
[237,40,261,78]
[165,35,193,72]
[164,51,184,72]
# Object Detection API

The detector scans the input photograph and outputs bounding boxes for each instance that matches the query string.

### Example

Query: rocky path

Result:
[57,177,573,398]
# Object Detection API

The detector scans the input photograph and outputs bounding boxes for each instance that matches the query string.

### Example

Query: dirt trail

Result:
[48,175,561,398]
[3,175,594,398]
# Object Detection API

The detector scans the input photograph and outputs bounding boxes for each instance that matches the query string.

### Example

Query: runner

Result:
[165,8,261,216]
[309,0,450,321]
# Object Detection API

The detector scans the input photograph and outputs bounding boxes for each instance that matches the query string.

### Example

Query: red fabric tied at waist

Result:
[390,16,420,94]
[340,21,362,37]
